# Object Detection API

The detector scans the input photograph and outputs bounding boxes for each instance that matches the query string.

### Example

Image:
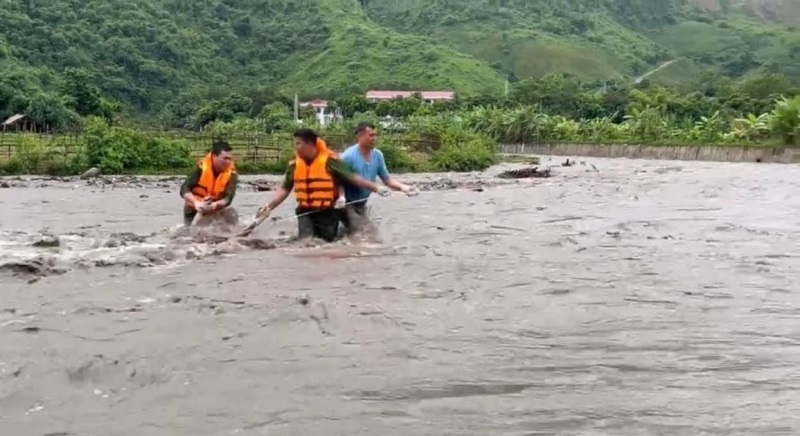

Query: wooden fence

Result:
[0,130,440,164]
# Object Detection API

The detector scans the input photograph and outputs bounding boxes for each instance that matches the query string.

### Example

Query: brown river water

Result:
[1,157,799,435]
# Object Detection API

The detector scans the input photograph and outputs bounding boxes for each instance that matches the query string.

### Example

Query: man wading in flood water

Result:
[180,140,239,228]
[340,122,418,234]
[257,129,390,242]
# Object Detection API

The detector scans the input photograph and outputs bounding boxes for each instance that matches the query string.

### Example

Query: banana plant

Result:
[769,96,800,145]
[691,110,723,143]
[731,113,770,141]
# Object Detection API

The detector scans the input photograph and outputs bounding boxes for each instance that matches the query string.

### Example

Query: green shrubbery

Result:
[454,102,794,146]
[2,95,799,176]
[377,141,421,173]
[82,117,192,173]
[769,96,800,146]
[4,135,72,175]
[1,118,194,175]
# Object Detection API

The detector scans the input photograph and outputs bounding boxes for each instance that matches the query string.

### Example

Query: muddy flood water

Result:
[1,157,799,435]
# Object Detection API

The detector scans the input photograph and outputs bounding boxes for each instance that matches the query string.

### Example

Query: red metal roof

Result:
[365,90,455,100]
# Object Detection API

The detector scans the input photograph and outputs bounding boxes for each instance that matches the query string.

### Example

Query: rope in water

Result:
[269,198,370,224]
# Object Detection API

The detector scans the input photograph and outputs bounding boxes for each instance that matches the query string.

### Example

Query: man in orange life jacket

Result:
[180,140,239,227]
[257,129,390,242]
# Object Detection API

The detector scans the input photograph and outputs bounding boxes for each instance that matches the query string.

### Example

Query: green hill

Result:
[0,0,798,124]
[283,0,504,96]
[361,0,800,84]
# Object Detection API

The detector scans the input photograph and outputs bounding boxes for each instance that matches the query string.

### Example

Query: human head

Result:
[355,122,377,148]
[293,128,319,161]
[210,140,233,173]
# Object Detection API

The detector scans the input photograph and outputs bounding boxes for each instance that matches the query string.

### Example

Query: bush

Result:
[769,96,800,145]
[431,140,496,172]
[378,141,418,172]
[431,126,497,172]
[5,136,69,175]
[81,117,193,173]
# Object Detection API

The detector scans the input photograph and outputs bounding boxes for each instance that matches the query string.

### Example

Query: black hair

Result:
[211,140,232,155]
[355,122,375,135]
[293,128,318,145]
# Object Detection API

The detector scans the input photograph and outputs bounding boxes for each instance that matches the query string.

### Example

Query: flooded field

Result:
[1,157,799,435]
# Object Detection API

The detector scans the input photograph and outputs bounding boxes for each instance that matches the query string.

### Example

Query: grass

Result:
[645,58,705,86]
[359,1,797,86]
[648,21,748,56]
[283,1,505,96]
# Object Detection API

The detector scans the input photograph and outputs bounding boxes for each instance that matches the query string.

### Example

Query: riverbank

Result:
[501,143,800,163]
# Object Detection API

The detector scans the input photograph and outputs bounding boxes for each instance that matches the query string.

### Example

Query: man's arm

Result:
[180,167,202,206]
[328,159,384,193]
[376,151,410,191]
[261,166,294,213]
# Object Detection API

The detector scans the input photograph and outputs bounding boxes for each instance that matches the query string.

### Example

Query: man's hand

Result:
[256,205,271,219]
[376,186,391,197]
[400,185,419,197]
[207,200,226,212]
[197,198,215,214]
[334,196,346,209]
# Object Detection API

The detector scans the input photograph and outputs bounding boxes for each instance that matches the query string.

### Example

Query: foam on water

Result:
[5,160,797,435]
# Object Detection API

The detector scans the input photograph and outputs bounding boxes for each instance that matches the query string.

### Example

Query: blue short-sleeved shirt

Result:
[340,144,390,203]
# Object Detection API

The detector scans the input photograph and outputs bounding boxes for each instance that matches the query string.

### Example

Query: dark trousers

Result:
[341,201,370,235]
[296,207,344,242]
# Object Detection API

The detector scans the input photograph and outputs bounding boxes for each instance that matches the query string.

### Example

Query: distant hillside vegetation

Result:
[0,0,797,124]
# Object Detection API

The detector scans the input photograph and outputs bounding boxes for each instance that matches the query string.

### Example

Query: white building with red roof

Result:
[298,99,340,126]
[365,90,455,104]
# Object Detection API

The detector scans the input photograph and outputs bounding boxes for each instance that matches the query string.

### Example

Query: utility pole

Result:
[293,93,299,121]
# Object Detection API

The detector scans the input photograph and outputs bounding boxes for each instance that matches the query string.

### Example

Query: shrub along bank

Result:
[1,95,798,176]
[0,116,500,176]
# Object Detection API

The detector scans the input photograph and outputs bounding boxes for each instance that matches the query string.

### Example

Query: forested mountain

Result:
[362,0,800,83]
[0,0,798,127]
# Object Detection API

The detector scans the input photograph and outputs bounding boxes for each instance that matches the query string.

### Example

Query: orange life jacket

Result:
[191,153,235,202]
[293,138,338,209]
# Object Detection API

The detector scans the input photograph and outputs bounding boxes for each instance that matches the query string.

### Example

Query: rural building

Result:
[298,99,341,126]
[1,114,39,132]
[365,90,455,104]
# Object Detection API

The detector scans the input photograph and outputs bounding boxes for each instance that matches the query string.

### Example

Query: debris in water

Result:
[248,179,274,191]
[79,167,101,179]
[562,158,575,167]
[104,232,148,247]
[31,235,60,248]
[414,178,488,192]
[497,166,552,179]
[0,257,66,278]
[237,238,277,250]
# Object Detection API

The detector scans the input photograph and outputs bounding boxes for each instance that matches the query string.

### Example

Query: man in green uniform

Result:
[258,129,389,242]
[180,140,239,228]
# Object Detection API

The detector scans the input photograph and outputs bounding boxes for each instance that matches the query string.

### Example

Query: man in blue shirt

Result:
[339,122,418,234]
